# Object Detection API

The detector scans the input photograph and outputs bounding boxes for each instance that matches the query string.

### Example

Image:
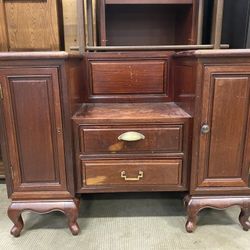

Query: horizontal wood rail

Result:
[85,44,230,51]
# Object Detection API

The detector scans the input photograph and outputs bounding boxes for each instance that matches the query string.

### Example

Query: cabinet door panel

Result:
[0,67,67,192]
[197,66,250,189]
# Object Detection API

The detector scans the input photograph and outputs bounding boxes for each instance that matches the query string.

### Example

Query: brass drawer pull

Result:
[118,131,145,142]
[121,171,144,181]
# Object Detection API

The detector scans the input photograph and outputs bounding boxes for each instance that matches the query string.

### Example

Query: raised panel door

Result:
[0,67,67,194]
[196,65,250,190]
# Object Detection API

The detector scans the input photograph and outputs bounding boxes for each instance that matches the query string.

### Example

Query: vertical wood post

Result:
[76,0,85,53]
[197,0,204,45]
[211,0,224,49]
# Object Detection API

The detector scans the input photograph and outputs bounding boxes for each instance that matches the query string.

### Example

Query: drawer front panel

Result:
[82,159,182,186]
[80,126,183,154]
[90,61,166,95]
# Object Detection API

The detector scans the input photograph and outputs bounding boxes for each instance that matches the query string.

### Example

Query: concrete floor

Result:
[0,184,250,250]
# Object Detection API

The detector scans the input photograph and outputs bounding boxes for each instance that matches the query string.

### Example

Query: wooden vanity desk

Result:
[1,0,250,236]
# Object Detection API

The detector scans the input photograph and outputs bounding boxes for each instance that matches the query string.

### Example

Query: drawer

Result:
[80,125,183,154]
[85,52,173,102]
[82,159,182,186]
[90,60,166,95]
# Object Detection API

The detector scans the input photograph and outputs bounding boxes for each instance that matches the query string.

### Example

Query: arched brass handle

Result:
[118,131,145,142]
[121,171,144,181]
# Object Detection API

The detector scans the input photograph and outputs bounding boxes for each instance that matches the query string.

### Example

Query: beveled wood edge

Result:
[10,191,74,200]
[77,185,188,193]
[85,51,175,58]
[0,52,83,60]
[105,0,193,4]
[3,49,250,60]
[175,49,250,58]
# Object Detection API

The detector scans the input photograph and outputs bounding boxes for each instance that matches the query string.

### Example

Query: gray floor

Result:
[1,184,250,250]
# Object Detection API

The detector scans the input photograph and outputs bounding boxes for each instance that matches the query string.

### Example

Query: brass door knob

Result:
[201,124,210,134]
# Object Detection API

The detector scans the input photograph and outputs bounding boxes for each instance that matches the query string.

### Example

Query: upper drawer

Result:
[79,125,183,154]
[91,60,166,94]
[86,52,173,102]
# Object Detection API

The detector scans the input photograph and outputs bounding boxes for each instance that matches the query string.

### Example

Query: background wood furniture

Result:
[0,0,64,51]
[1,0,250,236]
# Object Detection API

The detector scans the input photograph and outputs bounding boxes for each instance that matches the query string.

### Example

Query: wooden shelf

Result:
[105,0,193,4]
[73,102,191,124]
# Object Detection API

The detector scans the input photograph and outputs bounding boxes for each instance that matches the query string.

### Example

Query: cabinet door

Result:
[196,65,250,190]
[0,67,67,195]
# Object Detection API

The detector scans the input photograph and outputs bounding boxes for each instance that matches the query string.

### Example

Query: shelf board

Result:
[73,102,191,125]
[105,0,193,4]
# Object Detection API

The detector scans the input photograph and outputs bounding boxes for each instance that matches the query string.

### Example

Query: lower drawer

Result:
[82,159,182,187]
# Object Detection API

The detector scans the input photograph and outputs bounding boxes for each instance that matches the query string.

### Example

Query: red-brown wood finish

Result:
[0,52,83,236]
[85,52,174,102]
[175,50,250,232]
[73,102,191,193]
[0,67,68,195]
[173,57,197,116]
[3,43,250,238]
[91,61,166,94]
[190,63,250,194]
[8,199,80,237]
[83,159,182,186]
[184,195,250,233]
[80,125,183,154]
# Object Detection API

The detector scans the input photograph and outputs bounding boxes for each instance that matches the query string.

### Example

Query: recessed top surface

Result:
[73,102,191,124]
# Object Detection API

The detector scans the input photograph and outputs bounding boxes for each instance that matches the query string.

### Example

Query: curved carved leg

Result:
[185,196,250,233]
[239,208,250,231]
[183,194,191,208]
[64,198,80,236]
[7,199,80,237]
[185,200,200,233]
[65,208,80,236]
[8,205,24,237]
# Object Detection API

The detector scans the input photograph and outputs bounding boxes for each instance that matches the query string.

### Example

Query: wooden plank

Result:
[197,0,204,44]
[62,0,78,52]
[105,0,193,4]
[3,0,60,51]
[97,0,106,46]
[0,0,8,51]
[211,0,224,49]
[86,44,229,51]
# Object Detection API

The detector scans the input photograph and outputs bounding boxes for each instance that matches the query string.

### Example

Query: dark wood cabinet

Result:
[0,67,68,195]
[0,52,84,236]
[195,65,250,191]
[174,51,250,233]
[1,0,250,237]
[73,102,191,193]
